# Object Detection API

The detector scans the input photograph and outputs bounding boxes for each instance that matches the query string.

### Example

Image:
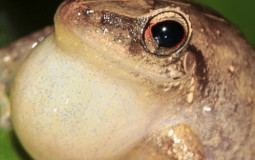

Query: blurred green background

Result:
[0,0,255,159]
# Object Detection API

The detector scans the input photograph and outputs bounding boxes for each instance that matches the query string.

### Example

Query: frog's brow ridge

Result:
[77,0,129,2]
[203,13,226,23]
[159,0,191,7]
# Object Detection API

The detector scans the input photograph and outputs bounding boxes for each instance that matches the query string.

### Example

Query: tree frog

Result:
[0,0,254,160]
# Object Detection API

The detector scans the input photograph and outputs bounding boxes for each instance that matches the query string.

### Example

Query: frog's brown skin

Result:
[0,0,255,160]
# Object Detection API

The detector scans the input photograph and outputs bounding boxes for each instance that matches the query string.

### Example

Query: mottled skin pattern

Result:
[0,0,255,160]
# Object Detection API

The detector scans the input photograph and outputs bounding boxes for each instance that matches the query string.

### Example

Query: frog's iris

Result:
[151,20,185,48]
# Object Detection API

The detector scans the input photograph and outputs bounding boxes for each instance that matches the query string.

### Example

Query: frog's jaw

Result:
[10,31,162,159]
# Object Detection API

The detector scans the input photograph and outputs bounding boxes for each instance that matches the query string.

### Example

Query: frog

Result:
[0,0,255,160]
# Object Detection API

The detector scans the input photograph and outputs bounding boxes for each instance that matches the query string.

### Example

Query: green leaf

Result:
[0,128,31,160]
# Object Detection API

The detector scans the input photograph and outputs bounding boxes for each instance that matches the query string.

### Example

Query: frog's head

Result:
[54,0,194,86]
[11,0,255,160]
[53,0,255,105]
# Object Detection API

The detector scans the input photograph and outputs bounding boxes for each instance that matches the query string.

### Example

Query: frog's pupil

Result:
[151,20,184,48]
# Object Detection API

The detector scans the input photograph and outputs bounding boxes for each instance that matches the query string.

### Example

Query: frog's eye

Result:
[142,10,192,57]
[151,20,184,48]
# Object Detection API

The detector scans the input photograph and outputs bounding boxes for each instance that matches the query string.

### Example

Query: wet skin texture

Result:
[0,0,255,160]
